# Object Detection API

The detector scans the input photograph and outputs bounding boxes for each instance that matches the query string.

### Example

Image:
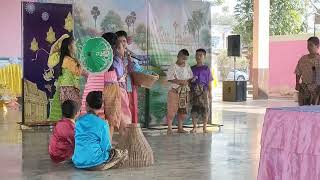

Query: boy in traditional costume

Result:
[166,49,193,135]
[190,49,213,133]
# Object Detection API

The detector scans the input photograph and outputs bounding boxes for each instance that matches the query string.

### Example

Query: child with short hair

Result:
[49,100,79,163]
[190,49,213,133]
[72,91,128,170]
[166,49,193,135]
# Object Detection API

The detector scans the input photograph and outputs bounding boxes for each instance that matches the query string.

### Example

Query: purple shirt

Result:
[191,65,213,90]
[112,56,125,78]
[112,56,127,89]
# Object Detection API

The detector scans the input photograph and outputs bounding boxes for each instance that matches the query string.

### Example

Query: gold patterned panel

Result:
[23,79,48,122]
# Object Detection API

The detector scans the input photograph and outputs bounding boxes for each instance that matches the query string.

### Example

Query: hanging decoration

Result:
[30,37,39,52]
[46,26,56,44]
[64,12,73,32]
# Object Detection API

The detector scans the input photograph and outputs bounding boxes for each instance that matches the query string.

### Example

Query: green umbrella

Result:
[80,37,113,74]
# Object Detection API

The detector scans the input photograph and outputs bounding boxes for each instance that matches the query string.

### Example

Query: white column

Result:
[252,0,270,99]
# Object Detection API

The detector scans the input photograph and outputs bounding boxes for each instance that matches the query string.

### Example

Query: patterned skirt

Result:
[60,87,81,106]
[190,85,210,119]
[104,83,121,129]
[120,87,132,126]
[167,88,190,119]
[49,86,80,121]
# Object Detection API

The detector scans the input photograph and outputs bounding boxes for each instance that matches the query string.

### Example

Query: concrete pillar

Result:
[252,0,270,99]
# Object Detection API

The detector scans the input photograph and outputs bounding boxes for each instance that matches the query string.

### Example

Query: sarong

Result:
[49,86,80,121]
[120,87,132,126]
[127,85,139,124]
[103,83,121,128]
[190,84,209,119]
[167,88,190,119]
[60,86,81,107]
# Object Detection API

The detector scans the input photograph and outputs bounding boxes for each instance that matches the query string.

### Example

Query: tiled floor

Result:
[0,98,297,180]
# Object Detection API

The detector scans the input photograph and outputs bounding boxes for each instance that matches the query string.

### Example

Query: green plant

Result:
[134,24,147,50]
[217,50,248,80]
[233,0,306,48]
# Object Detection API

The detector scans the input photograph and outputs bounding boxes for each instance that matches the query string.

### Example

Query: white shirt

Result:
[166,63,193,90]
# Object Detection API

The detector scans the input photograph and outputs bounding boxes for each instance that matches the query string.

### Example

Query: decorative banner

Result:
[33,0,211,126]
[23,2,73,122]
[73,0,148,124]
[148,0,211,126]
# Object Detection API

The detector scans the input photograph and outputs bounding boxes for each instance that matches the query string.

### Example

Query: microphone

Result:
[126,49,143,61]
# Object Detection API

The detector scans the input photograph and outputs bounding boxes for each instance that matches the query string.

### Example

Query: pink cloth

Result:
[120,87,132,126]
[80,74,105,118]
[128,85,138,123]
[257,107,320,180]
[104,70,118,83]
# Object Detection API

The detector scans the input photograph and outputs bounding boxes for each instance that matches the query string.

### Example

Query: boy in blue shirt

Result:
[72,91,128,170]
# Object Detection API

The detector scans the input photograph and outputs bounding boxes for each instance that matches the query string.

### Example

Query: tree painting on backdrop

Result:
[147,0,211,126]
[72,0,148,124]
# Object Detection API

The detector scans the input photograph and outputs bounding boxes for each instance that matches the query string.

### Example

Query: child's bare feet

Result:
[190,128,197,133]
[167,129,173,135]
[203,128,208,133]
[177,129,188,133]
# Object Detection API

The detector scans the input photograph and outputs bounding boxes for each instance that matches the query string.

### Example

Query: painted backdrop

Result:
[23,2,73,122]
[73,0,211,126]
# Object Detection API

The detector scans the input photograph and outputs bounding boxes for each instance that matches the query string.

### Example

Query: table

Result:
[257,106,320,180]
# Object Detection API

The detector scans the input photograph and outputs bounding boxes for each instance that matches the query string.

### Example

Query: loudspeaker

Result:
[222,81,247,102]
[227,35,241,57]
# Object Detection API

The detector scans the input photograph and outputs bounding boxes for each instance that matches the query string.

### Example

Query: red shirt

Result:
[48,118,75,163]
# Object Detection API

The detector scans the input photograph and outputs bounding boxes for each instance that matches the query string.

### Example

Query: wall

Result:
[0,0,23,57]
[269,34,312,96]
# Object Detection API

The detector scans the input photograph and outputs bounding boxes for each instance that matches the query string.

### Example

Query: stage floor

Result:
[0,98,297,180]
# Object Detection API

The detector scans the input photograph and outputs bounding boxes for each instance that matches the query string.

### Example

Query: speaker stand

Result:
[233,56,236,81]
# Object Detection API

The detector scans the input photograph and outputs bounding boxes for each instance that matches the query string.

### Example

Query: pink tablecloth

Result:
[257,106,320,180]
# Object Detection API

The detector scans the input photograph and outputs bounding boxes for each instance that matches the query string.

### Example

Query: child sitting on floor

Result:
[72,91,128,170]
[49,100,79,163]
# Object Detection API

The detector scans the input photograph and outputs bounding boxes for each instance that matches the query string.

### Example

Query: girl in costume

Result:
[112,39,132,136]
[80,33,123,141]
[116,30,155,124]
[49,35,84,121]
[102,33,122,140]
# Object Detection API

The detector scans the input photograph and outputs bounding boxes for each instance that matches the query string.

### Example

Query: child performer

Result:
[112,39,132,136]
[166,49,193,135]
[72,91,128,170]
[102,32,122,141]
[49,100,79,163]
[49,35,84,121]
[116,30,139,123]
[80,33,118,120]
[190,49,213,133]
